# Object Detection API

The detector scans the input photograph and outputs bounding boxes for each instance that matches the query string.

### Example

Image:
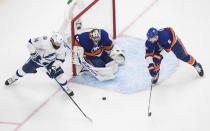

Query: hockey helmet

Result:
[89,29,101,45]
[147,27,158,39]
[50,32,64,49]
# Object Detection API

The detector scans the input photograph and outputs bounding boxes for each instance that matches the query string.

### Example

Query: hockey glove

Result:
[153,54,163,65]
[148,63,157,77]
[30,52,41,63]
[47,66,57,79]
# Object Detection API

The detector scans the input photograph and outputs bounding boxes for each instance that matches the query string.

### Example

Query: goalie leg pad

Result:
[79,57,115,81]
[94,66,114,76]
[105,61,119,74]
[75,64,89,75]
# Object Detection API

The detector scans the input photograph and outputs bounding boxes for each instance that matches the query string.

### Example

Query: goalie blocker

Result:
[73,46,126,81]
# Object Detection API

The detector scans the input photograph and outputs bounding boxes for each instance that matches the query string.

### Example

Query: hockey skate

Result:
[61,86,74,97]
[68,91,74,97]
[66,88,74,97]
[152,73,159,84]
[195,63,204,77]
[5,77,18,86]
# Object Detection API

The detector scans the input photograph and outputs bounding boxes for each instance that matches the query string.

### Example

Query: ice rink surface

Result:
[0,0,210,131]
[73,36,178,93]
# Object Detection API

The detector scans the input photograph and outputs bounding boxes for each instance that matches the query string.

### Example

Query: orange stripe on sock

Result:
[188,56,195,65]
[154,55,161,60]
[155,65,160,70]
[148,66,154,70]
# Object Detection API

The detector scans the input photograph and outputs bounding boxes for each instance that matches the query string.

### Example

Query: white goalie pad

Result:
[79,59,115,81]
[105,61,119,74]
[109,50,126,65]
[94,64,117,76]
[74,53,116,81]
[73,46,121,81]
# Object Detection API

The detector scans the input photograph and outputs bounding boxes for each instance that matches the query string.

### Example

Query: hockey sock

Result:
[14,68,26,80]
[56,74,72,94]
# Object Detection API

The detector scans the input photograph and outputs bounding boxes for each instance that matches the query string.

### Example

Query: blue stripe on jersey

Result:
[43,53,56,59]
[64,42,71,50]
[56,58,65,63]
[28,39,32,44]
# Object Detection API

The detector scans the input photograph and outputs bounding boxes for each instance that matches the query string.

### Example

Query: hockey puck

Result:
[102,97,106,100]
[148,112,152,117]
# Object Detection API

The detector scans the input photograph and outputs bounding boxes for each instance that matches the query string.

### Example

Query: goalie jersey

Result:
[74,29,113,57]
[27,36,68,66]
[145,27,176,58]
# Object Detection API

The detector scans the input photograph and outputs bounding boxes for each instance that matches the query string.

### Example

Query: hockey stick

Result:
[147,81,153,117]
[54,78,93,122]
[77,53,115,81]
[43,66,93,122]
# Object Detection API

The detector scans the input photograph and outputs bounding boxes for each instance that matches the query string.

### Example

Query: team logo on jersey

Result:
[91,46,101,53]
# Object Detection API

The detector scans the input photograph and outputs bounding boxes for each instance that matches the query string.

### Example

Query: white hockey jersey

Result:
[27,36,69,68]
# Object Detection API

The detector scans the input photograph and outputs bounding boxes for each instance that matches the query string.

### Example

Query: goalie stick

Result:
[77,52,115,81]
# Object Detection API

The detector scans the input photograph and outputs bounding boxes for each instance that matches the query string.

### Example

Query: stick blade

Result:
[86,116,93,123]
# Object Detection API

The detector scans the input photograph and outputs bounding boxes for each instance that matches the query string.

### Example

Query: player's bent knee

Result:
[54,67,64,78]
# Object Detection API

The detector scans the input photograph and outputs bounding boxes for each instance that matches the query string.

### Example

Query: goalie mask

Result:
[89,29,101,46]
[50,32,64,49]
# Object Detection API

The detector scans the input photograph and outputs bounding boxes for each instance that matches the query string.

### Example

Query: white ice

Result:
[0,0,210,131]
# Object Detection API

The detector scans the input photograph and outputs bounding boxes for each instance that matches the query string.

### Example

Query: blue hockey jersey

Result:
[74,29,113,56]
[145,27,177,57]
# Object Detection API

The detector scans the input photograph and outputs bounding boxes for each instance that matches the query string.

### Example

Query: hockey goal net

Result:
[70,0,116,76]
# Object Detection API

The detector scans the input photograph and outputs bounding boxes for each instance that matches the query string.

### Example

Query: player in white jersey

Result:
[5,33,74,97]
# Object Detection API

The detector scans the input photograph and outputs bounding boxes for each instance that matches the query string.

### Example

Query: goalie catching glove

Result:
[108,49,126,65]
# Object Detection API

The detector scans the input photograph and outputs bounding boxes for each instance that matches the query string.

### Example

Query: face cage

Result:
[148,36,158,43]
